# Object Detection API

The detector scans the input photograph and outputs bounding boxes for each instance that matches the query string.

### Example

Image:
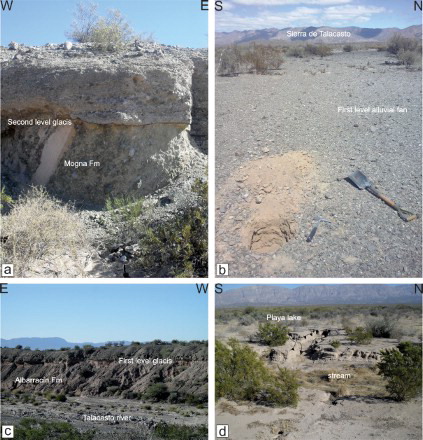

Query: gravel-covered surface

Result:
[216,50,422,278]
[1,396,207,439]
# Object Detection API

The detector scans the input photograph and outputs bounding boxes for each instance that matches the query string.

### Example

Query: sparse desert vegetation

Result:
[66,1,151,51]
[217,42,334,76]
[387,34,422,67]
[216,40,422,278]
[216,299,422,439]
[1,341,208,439]
[0,178,207,278]
[0,187,91,275]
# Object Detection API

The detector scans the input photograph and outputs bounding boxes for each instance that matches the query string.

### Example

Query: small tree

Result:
[66,1,99,43]
[347,327,372,345]
[256,322,289,346]
[378,342,422,401]
[67,1,136,51]
[144,383,169,402]
[216,339,298,407]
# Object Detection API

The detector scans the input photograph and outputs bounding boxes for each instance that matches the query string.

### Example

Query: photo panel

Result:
[215,1,422,278]
[0,283,208,439]
[0,0,208,278]
[215,283,422,439]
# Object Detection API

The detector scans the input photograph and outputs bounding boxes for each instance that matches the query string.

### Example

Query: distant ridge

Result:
[216,25,422,46]
[0,337,131,350]
[216,285,421,308]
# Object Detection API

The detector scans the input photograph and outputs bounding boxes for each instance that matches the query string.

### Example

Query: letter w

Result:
[196,283,208,294]
[1,0,14,11]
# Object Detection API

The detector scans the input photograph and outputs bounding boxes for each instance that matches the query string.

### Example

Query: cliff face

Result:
[1,42,207,206]
[1,342,208,401]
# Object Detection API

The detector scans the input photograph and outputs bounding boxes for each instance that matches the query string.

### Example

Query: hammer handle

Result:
[306,225,318,242]
[366,186,396,207]
[366,186,417,222]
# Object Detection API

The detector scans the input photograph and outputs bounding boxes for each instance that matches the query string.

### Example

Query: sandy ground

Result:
[216,50,422,277]
[216,306,422,440]
[216,393,422,440]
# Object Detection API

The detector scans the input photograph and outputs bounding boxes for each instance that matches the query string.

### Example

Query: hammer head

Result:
[314,216,331,224]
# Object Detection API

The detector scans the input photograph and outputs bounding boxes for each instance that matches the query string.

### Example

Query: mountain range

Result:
[216,285,421,308]
[216,25,422,46]
[0,337,131,350]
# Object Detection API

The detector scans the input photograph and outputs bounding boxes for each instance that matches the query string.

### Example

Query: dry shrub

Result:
[0,187,88,276]
[287,46,305,58]
[67,1,144,52]
[244,44,284,74]
[387,34,422,69]
[335,385,350,397]
[387,34,420,54]
[217,43,284,75]
[217,45,243,76]
[305,44,332,57]
[398,49,422,68]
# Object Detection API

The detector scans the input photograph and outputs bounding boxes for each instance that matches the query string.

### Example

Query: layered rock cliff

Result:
[1,42,207,207]
[1,342,208,401]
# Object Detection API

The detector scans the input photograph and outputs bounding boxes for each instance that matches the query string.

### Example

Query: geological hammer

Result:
[306,216,331,243]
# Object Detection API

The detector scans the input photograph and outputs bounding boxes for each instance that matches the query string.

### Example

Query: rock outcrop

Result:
[1,42,207,207]
[1,342,207,401]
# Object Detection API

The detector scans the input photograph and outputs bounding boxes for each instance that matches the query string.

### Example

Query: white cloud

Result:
[231,0,351,5]
[216,8,322,31]
[223,1,235,10]
[216,3,387,31]
[322,5,386,21]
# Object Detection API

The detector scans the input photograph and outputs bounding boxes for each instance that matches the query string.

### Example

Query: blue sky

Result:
[1,0,207,48]
[1,284,208,342]
[217,0,422,32]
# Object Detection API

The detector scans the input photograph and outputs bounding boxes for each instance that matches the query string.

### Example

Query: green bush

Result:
[10,418,95,439]
[378,342,422,401]
[133,179,207,277]
[144,383,169,402]
[343,44,354,52]
[216,339,299,407]
[256,322,289,346]
[330,340,341,349]
[1,186,13,211]
[154,422,208,440]
[56,393,67,402]
[348,327,373,345]
[105,195,143,225]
